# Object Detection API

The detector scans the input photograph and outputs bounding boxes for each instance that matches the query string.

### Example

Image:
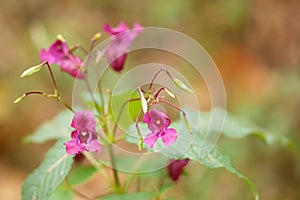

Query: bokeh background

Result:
[1,0,300,199]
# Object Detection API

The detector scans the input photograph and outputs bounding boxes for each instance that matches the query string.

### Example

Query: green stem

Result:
[21,91,75,113]
[97,81,105,114]
[83,152,111,183]
[135,108,144,150]
[57,96,75,113]
[148,68,166,90]
[97,91,122,192]
[158,99,192,133]
[84,77,102,114]
[108,143,122,192]
[65,178,95,200]
[81,41,103,115]
[69,44,89,55]
[158,98,186,115]
[136,176,140,192]
[43,62,75,113]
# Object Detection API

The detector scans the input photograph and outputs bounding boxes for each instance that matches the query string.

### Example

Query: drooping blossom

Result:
[168,158,190,181]
[103,22,143,72]
[74,153,85,165]
[40,39,85,79]
[64,110,101,155]
[143,109,177,148]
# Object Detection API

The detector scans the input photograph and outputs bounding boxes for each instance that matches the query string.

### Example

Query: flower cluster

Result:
[39,22,144,80]
[36,22,146,155]
[18,21,191,156]
[14,19,202,200]
[16,19,260,200]
[40,39,85,79]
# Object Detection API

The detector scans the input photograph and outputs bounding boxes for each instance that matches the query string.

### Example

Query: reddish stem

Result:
[158,98,186,116]
[112,98,141,138]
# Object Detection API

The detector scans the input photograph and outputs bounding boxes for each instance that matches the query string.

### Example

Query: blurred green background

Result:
[0,0,300,199]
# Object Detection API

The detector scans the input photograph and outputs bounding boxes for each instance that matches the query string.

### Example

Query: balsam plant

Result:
[15,21,294,200]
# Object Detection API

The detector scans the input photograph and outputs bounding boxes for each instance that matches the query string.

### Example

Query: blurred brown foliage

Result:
[0,0,299,199]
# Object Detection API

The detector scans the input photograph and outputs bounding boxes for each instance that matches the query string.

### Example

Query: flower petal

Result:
[64,139,85,155]
[40,49,55,64]
[144,133,159,148]
[106,47,127,72]
[48,40,69,61]
[72,110,96,132]
[142,112,151,123]
[104,22,143,72]
[86,140,102,153]
[71,130,78,139]
[146,110,169,133]
[59,54,84,79]
[71,118,76,129]
[168,158,189,181]
[161,128,177,146]
[127,22,144,41]
[103,22,129,35]
[160,111,171,127]
[133,22,144,34]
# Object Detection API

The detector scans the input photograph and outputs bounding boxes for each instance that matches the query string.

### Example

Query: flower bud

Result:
[168,158,189,181]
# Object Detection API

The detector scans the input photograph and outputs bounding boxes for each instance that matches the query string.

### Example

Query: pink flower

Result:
[59,54,84,78]
[40,40,68,64]
[143,109,177,148]
[64,110,101,155]
[40,39,85,79]
[168,159,189,181]
[103,22,143,72]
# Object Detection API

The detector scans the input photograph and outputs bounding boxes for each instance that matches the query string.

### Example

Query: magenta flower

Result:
[168,159,189,181]
[59,54,84,78]
[40,40,68,64]
[143,109,177,148]
[40,39,85,79]
[103,22,143,72]
[64,110,101,155]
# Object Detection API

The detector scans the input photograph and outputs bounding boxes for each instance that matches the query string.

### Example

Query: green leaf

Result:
[21,140,73,200]
[186,108,292,148]
[126,109,259,200]
[68,166,97,186]
[101,192,153,200]
[171,76,194,93]
[21,62,45,78]
[158,183,174,195]
[189,147,259,200]
[114,154,168,173]
[220,110,292,147]
[49,185,74,200]
[24,110,73,143]
[81,91,107,116]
